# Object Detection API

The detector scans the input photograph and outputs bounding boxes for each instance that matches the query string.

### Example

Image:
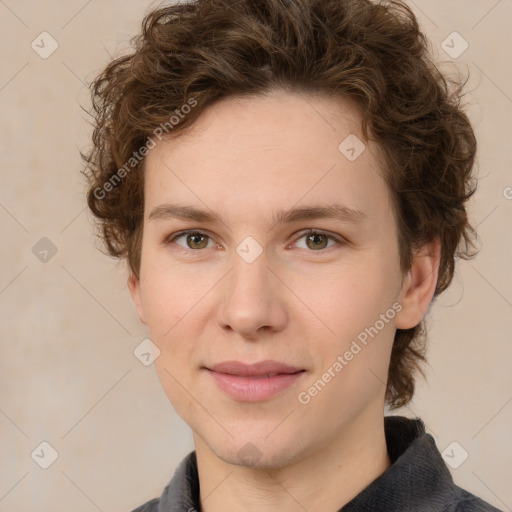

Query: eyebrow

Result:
[148,203,367,228]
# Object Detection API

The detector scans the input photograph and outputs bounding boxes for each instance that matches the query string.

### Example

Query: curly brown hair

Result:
[81,0,478,409]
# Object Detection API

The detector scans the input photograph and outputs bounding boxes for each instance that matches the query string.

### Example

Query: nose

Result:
[216,250,288,338]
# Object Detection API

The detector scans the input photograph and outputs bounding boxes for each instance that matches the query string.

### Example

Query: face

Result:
[129,90,433,469]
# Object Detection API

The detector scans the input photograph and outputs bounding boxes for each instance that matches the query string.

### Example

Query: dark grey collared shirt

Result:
[131,416,503,512]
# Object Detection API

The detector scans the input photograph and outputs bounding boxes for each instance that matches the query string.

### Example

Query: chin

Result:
[206,432,308,470]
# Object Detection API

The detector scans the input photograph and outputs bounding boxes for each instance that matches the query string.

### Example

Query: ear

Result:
[395,238,441,330]
[128,273,147,325]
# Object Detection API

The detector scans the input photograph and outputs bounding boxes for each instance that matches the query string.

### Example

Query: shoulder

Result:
[129,497,160,512]
[441,487,504,512]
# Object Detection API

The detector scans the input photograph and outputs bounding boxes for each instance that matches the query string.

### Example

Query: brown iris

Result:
[305,232,328,250]
[186,233,209,249]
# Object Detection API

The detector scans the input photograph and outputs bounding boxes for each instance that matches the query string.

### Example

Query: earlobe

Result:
[128,273,147,325]
[395,239,441,330]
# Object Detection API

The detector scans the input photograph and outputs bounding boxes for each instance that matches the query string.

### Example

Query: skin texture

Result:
[128,90,440,512]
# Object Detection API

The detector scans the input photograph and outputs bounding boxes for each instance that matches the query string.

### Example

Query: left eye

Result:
[293,231,339,251]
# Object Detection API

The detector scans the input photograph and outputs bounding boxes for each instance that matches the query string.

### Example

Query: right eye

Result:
[166,230,217,251]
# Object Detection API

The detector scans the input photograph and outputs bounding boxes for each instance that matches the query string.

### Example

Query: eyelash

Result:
[164,229,345,254]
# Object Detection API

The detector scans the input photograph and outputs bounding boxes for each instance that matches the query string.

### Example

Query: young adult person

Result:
[82,1,502,510]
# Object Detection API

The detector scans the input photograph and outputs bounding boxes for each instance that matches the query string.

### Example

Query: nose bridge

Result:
[217,245,287,335]
[228,249,271,307]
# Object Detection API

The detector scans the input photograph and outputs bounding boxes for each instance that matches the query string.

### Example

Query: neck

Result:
[194,409,391,512]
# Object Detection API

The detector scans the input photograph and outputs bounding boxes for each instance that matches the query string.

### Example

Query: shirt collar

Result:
[157,416,456,512]
[340,415,456,511]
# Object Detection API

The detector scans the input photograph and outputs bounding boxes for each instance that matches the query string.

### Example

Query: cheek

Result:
[139,257,212,336]
[310,264,399,334]
[143,272,201,404]
[138,259,215,378]
[140,279,177,338]
[302,273,397,411]
[302,258,401,390]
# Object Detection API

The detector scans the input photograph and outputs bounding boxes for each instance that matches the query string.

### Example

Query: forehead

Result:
[142,91,391,225]
[151,91,368,163]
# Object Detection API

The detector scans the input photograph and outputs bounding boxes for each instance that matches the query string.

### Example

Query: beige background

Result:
[0,1,511,511]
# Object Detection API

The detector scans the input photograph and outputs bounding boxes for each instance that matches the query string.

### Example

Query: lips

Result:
[204,360,306,401]
[207,360,304,377]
